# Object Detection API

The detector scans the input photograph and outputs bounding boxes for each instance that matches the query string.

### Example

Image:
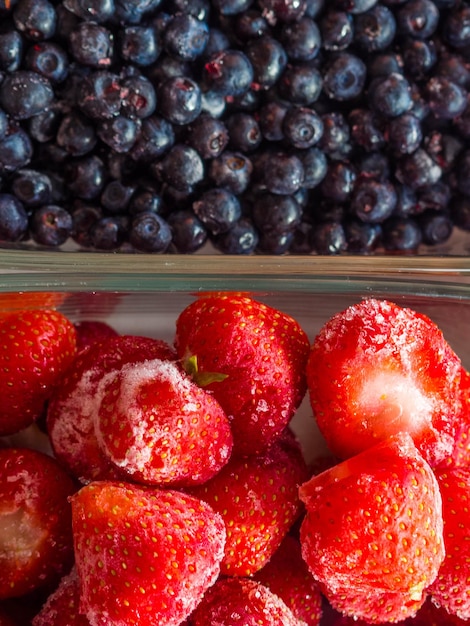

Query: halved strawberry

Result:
[95,358,233,486]
[71,481,226,626]
[175,294,310,456]
[0,309,77,436]
[47,335,177,483]
[299,432,445,623]
[306,298,462,467]
[188,577,308,626]
[0,447,76,600]
[32,569,90,626]
[429,467,470,620]
[189,431,308,576]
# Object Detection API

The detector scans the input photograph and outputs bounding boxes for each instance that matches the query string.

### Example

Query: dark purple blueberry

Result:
[424,77,467,120]
[443,5,470,49]
[257,100,288,141]
[56,111,97,156]
[305,0,324,17]
[367,51,403,78]
[323,52,367,101]
[435,54,470,89]
[279,17,321,61]
[192,187,241,235]
[312,198,345,223]
[0,30,23,72]
[252,192,302,234]
[233,10,270,40]
[166,0,210,20]
[154,144,204,191]
[30,204,73,247]
[120,74,156,120]
[63,0,114,22]
[382,216,422,251]
[0,127,33,173]
[310,221,347,254]
[90,215,127,250]
[157,76,201,125]
[167,209,208,252]
[100,180,135,213]
[13,0,56,41]
[226,87,261,113]
[394,184,418,217]
[348,107,385,152]
[401,38,437,79]
[288,219,314,253]
[186,114,228,159]
[253,150,304,195]
[69,22,113,68]
[0,70,53,120]
[297,147,328,188]
[318,111,351,159]
[395,148,442,190]
[114,0,163,25]
[130,115,174,162]
[282,106,324,149]
[226,112,261,153]
[351,178,397,223]
[246,36,287,90]
[77,71,122,120]
[320,160,356,201]
[416,182,451,212]
[387,113,422,155]
[119,26,160,67]
[203,49,254,97]
[257,0,307,22]
[344,218,382,253]
[256,230,294,254]
[213,217,258,254]
[424,130,463,173]
[129,211,171,252]
[418,210,453,246]
[128,188,162,215]
[0,109,8,141]
[24,42,69,83]
[97,115,141,153]
[163,13,209,61]
[27,105,61,143]
[64,154,106,200]
[200,89,226,118]
[146,52,193,84]
[0,193,28,241]
[212,0,254,15]
[319,11,354,51]
[353,4,396,52]
[333,0,378,13]
[11,168,52,207]
[368,73,413,118]
[358,150,390,181]
[208,150,252,194]
[277,64,323,105]
[396,0,439,39]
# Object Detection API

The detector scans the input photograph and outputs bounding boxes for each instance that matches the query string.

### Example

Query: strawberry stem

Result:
[184,354,228,386]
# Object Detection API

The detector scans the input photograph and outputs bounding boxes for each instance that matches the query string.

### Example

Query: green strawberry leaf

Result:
[184,354,229,387]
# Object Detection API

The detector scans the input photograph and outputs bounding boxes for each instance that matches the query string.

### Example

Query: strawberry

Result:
[428,467,470,620]
[95,357,233,486]
[0,607,20,626]
[299,432,445,623]
[436,366,470,470]
[0,447,76,600]
[71,481,226,626]
[254,534,323,625]
[188,577,308,626]
[32,569,90,626]
[403,597,470,625]
[0,292,67,318]
[188,430,308,576]
[0,309,77,436]
[73,320,119,353]
[306,298,462,467]
[47,335,177,483]
[174,294,310,455]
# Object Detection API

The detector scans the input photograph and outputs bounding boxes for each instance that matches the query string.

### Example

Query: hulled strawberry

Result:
[175,294,310,455]
[32,569,90,626]
[0,447,76,600]
[299,432,445,623]
[429,467,470,620]
[306,298,462,467]
[71,481,226,626]
[188,577,308,626]
[0,310,77,436]
[95,358,233,486]
[47,335,177,483]
[189,431,308,576]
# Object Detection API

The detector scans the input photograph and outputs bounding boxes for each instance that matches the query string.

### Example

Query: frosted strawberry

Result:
[0,448,76,600]
[188,578,308,626]
[0,309,76,436]
[429,467,470,620]
[47,335,176,483]
[71,481,225,626]
[189,430,308,576]
[95,358,233,486]
[299,433,445,623]
[307,298,462,467]
[437,366,470,469]
[175,294,310,455]
[254,534,323,625]
[32,569,90,626]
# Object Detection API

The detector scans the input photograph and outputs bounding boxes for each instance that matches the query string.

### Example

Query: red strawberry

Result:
[0,447,76,600]
[189,577,308,626]
[47,335,177,483]
[189,431,308,576]
[299,432,445,623]
[306,298,462,467]
[428,467,470,620]
[32,569,90,626]
[95,357,233,486]
[71,481,226,626]
[254,534,323,625]
[175,294,310,455]
[73,320,119,353]
[437,366,470,470]
[0,292,67,318]
[404,596,470,625]
[0,309,77,436]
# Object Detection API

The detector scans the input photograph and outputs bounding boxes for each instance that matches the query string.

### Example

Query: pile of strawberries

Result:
[0,293,469,626]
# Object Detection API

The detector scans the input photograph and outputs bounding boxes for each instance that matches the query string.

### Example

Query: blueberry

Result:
[387,113,422,155]
[319,11,354,51]
[69,22,113,68]
[192,187,241,235]
[24,42,69,83]
[167,209,208,253]
[155,144,204,191]
[369,73,413,118]
[344,218,382,253]
[367,51,403,78]
[253,150,304,195]
[163,13,209,61]
[186,114,229,159]
[401,38,437,80]
[320,160,357,202]
[63,0,115,22]
[13,0,56,41]
[419,210,453,246]
[424,130,463,173]
[128,188,162,216]
[246,36,287,90]
[257,100,289,141]
[304,0,324,17]
[450,195,470,231]
[64,154,106,200]
[394,184,419,217]
[310,221,347,255]
[354,4,396,52]
[233,10,270,40]
[0,30,23,72]
[0,193,28,241]
[157,76,201,125]
[348,108,385,152]
[90,215,127,250]
[0,70,54,120]
[0,127,33,173]
[256,230,294,254]
[396,148,442,190]
[382,216,422,252]
[129,211,171,252]
[130,115,174,162]
[119,25,160,66]
[213,217,259,254]
[318,112,351,159]
[56,111,97,156]
[435,54,470,89]
[120,74,157,120]
[323,52,367,101]
[0,109,8,141]
[203,49,254,97]
[396,0,439,39]
[11,169,52,207]
[424,76,467,120]
[277,64,323,104]
[282,106,324,149]
[97,115,141,153]
[333,0,378,14]
[114,0,163,25]
[208,150,253,194]
[358,150,390,181]
[351,178,397,223]
[257,0,307,23]
[166,0,210,20]
[212,0,254,16]
[226,112,261,153]
[77,71,122,119]
[279,16,321,61]
[252,193,302,234]
[297,147,328,188]
[443,5,470,49]
[30,205,73,247]
[101,180,135,214]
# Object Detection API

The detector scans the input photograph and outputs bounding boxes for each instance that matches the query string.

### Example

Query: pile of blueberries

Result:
[0,0,470,254]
